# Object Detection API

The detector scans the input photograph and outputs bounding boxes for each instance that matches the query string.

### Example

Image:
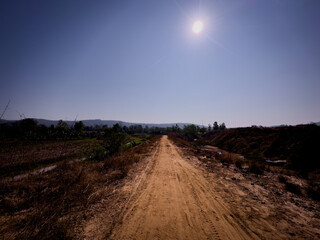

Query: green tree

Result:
[56,120,69,138]
[144,125,149,133]
[219,123,226,130]
[170,124,180,133]
[74,121,84,134]
[182,124,198,140]
[200,126,207,134]
[213,121,219,130]
[20,118,37,138]
[57,120,69,130]
[103,124,127,156]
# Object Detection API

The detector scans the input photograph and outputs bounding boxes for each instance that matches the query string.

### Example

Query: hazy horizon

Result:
[1,0,320,128]
[1,117,318,129]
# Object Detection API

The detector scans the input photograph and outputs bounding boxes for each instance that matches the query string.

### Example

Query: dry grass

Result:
[0,135,160,239]
[0,139,98,178]
[103,135,160,177]
[0,162,101,239]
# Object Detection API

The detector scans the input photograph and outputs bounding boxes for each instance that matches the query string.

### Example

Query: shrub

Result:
[103,124,127,156]
[80,143,106,162]
[220,159,229,167]
[91,147,106,161]
[248,162,264,174]
[218,153,233,167]
[285,182,302,195]
[182,124,198,141]
[307,184,320,201]
[278,175,287,184]
[235,160,242,169]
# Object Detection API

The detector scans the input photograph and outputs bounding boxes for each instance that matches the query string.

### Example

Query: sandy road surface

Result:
[109,136,270,240]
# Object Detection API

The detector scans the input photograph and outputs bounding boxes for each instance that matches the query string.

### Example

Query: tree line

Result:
[0,118,226,140]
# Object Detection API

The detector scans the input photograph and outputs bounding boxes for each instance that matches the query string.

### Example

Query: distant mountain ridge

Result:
[0,118,197,129]
[1,119,319,128]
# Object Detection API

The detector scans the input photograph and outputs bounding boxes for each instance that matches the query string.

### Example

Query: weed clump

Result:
[278,175,287,184]
[248,162,265,174]
[285,182,302,195]
[235,160,242,169]
[306,183,320,201]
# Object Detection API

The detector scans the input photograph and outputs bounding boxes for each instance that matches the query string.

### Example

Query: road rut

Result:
[109,136,261,240]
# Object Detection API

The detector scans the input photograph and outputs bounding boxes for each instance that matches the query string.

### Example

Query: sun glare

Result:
[192,20,203,34]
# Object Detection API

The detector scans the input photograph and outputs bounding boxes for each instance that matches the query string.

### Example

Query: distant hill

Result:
[0,119,196,129]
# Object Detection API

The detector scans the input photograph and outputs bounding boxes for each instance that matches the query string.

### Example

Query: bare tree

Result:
[0,100,10,120]
[16,110,26,120]
[71,114,79,128]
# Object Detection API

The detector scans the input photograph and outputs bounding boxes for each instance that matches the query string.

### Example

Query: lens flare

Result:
[192,20,203,34]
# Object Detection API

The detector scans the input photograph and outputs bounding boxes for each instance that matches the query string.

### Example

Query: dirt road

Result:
[109,136,274,240]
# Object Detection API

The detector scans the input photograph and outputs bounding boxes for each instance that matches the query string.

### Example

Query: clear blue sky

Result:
[1,0,319,127]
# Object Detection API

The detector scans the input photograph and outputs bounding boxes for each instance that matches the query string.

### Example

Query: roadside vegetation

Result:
[1,118,319,238]
[0,119,160,179]
[0,118,211,180]
[0,117,161,239]
[0,119,209,239]
[0,137,160,239]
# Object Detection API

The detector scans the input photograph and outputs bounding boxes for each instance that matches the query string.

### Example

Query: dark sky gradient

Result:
[1,0,319,127]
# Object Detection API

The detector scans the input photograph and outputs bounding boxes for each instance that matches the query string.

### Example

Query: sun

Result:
[192,20,203,34]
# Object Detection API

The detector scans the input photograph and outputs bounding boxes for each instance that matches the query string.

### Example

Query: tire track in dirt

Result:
[108,136,269,240]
